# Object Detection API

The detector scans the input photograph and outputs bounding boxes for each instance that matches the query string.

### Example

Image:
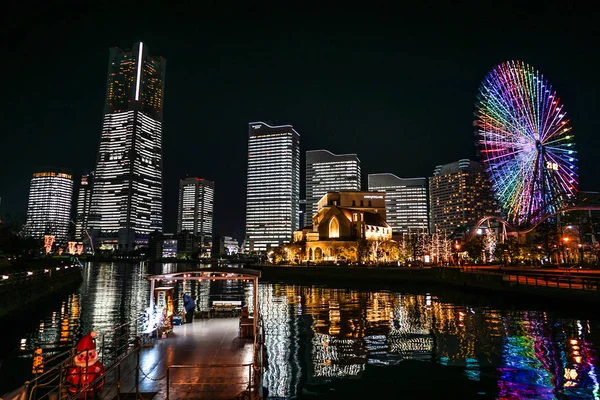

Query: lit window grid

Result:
[25,174,73,241]
[177,180,214,237]
[105,46,165,121]
[75,175,93,240]
[306,159,361,220]
[89,110,163,235]
[246,130,300,250]
[428,172,496,233]
[368,184,428,234]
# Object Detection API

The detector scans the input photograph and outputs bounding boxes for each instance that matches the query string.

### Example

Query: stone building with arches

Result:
[294,191,392,262]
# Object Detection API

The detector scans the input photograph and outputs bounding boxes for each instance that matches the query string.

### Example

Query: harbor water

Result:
[0,262,598,399]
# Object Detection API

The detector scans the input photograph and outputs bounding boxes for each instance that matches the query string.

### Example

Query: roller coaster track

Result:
[472,206,600,239]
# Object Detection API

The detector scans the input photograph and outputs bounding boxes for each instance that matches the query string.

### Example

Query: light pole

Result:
[454,242,461,267]
[562,237,569,265]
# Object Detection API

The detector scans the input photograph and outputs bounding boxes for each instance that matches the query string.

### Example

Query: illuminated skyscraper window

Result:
[75,172,94,241]
[88,42,166,250]
[306,150,361,226]
[368,173,428,235]
[429,159,497,234]
[177,177,214,244]
[25,171,73,241]
[245,122,300,251]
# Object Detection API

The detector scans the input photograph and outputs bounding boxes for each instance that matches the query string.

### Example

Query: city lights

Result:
[24,173,73,241]
[306,150,361,227]
[475,61,578,227]
[245,122,300,251]
[88,43,166,249]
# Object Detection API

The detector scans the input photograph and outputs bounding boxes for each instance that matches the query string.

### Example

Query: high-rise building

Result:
[368,173,429,235]
[177,177,214,243]
[25,171,73,241]
[299,199,307,228]
[429,159,496,235]
[306,150,361,226]
[75,172,94,241]
[88,42,166,250]
[245,121,300,251]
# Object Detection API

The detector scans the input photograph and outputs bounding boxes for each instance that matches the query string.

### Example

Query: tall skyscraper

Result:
[177,177,214,242]
[429,159,496,234]
[75,172,94,241]
[25,171,73,241]
[245,122,300,251]
[88,42,166,250]
[306,150,361,226]
[368,173,429,235]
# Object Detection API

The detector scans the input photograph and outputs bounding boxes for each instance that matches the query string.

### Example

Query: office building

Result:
[368,173,428,235]
[245,121,300,251]
[306,150,361,225]
[75,172,94,241]
[429,159,496,235]
[299,199,307,228]
[88,42,166,250]
[177,177,214,249]
[25,171,73,241]
[212,235,240,256]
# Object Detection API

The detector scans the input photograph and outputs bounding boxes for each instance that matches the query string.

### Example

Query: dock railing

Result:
[4,312,267,400]
[1,347,76,400]
[459,266,600,291]
[0,264,80,292]
[166,363,255,400]
[3,332,143,400]
[99,315,144,364]
[165,314,266,400]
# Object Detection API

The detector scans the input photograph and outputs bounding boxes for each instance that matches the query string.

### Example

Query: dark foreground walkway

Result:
[99,318,255,399]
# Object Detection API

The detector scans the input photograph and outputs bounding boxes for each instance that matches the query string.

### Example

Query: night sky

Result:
[1,2,599,242]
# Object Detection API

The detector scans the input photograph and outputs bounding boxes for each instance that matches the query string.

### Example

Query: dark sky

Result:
[1,2,599,241]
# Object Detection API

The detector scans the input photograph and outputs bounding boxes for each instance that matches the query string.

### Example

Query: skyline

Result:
[2,3,599,241]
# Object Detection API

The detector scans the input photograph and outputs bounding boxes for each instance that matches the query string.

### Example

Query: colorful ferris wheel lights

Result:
[475,61,578,226]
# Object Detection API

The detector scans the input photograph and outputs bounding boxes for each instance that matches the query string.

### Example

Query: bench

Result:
[211,301,242,317]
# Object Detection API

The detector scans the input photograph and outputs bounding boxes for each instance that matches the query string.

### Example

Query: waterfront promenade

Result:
[0,260,82,318]
[252,263,600,304]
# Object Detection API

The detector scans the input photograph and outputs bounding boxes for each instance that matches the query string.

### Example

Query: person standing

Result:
[183,293,195,323]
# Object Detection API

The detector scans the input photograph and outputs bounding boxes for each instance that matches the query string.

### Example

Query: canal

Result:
[0,262,599,399]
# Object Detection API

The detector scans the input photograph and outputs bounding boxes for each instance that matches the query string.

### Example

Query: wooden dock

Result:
[99,317,257,399]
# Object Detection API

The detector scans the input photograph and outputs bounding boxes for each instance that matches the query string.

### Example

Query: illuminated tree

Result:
[483,228,497,262]
[357,238,371,264]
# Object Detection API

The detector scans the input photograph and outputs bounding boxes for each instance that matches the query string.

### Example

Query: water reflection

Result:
[16,262,151,364]
[6,263,600,399]
[259,284,600,399]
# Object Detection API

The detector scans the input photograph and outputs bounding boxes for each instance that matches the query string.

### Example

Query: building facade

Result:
[212,235,240,256]
[75,172,94,241]
[429,159,496,235]
[88,42,166,251]
[368,173,428,235]
[25,171,73,241]
[299,191,391,262]
[245,122,300,251]
[306,150,361,226]
[177,177,214,250]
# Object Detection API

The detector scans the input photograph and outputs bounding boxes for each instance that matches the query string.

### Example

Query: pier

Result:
[101,318,259,399]
[2,268,264,400]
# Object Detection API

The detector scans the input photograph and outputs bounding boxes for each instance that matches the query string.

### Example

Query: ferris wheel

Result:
[475,60,578,227]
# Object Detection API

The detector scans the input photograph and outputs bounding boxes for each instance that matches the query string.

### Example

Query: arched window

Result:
[329,217,340,238]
